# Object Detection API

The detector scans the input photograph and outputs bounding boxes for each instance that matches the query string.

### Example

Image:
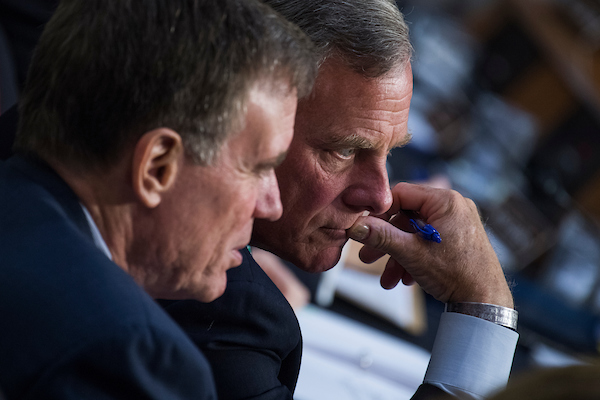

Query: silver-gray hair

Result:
[264,0,412,78]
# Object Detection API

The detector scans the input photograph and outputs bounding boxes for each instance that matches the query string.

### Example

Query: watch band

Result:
[445,302,518,331]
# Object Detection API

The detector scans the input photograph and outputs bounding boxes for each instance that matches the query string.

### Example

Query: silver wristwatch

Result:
[445,302,518,331]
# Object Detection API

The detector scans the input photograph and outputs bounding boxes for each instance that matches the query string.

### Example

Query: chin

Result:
[201,289,226,303]
[200,278,228,303]
[171,274,228,303]
[180,285,224,303]
[296,245,345,273]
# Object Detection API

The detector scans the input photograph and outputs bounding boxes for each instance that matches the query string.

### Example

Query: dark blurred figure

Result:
[0,0,58,91]
[0,24,18,114]
[0,0,57,159]
[488,363,600,400]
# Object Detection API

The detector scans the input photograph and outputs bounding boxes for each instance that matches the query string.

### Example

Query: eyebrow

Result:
[320,131,413,152]
[391,131,412,151]
[255,151,288,172]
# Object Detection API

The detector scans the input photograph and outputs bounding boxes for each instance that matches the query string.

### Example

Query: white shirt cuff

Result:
[423,311,519,399]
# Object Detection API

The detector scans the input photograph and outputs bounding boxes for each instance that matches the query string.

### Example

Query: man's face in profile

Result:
[141,83,297,302]
[253,58,413,272]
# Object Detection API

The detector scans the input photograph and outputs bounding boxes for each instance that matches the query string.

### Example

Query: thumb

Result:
[347,215,414,259]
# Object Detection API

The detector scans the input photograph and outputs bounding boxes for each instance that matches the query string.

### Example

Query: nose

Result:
[254,170,284,221]
[342,160,393,215]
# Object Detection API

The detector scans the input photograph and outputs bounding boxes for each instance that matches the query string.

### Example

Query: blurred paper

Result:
[295,305,431,400]
[336,239,427,335]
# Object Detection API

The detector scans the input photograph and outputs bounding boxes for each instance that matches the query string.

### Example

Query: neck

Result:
[47,158,136,272]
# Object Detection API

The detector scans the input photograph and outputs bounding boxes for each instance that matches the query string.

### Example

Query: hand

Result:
[347,182,514,309]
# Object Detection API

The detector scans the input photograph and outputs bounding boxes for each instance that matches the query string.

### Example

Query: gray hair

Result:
[264,0,412,78]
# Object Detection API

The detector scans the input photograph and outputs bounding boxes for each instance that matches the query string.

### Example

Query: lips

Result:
[314,213,363,244]
[231,226,252,256]
[230,235,251,268]
[321,220,359,236]
[319,227,349,241]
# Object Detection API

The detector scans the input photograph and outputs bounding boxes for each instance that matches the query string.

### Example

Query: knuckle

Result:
[464,197,478,212]
[370,225,395,252]
[448,189,464,204]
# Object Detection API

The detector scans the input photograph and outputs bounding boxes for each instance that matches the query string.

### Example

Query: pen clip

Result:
[409,219,442,243]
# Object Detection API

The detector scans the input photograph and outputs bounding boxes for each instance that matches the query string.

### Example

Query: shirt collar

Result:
[80,204,113,260]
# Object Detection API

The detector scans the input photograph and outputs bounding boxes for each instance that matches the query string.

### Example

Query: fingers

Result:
[348,183,514,308]
[387,182,463,224]
[380,257,415,289]
[380,258,404,290]
[347,215,417,260]
[355,212,414,263]
[383,182,435,219]
[358,245,386,264]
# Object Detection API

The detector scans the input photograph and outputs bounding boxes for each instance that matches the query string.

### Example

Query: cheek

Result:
[231,191,258,228]
[280,169,345,222]
[276,148,348,220]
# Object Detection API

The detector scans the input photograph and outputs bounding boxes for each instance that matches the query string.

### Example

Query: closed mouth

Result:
[320,227,349,240]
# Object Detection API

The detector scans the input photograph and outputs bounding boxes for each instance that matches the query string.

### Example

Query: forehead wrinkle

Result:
[349,112,408,137]
[373,93,412,109]
[348,95,410,123]
[350,94,410,116]
[355,112,405,130]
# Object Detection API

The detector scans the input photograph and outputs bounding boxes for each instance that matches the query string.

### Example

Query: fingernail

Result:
[349,223,370,241]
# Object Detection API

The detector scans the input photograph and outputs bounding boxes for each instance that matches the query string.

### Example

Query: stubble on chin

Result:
[296,241,347,273]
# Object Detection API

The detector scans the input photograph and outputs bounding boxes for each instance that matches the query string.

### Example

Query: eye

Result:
[335,148,356,158]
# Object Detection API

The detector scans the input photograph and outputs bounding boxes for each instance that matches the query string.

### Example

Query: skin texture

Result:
[252,58,514,309]
[253,58,413,273]
[348,182,514,308]
[55,82,298,303]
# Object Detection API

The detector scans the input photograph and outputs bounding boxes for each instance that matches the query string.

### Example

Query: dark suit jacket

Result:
[0,155,217,399]
[159,248,302,400]
[161,250,452,400]
[0,105,17,159]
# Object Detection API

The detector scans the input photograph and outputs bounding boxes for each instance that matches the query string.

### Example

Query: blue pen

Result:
[402,210,442,243]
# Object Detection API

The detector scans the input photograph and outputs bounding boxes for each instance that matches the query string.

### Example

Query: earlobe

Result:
[132,128,183,208]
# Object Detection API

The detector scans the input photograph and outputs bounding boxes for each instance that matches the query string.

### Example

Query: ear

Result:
[132,128,183,208]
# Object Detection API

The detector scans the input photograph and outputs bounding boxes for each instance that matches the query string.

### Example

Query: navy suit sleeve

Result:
[411,384,455,400]
[25,326,216,400]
